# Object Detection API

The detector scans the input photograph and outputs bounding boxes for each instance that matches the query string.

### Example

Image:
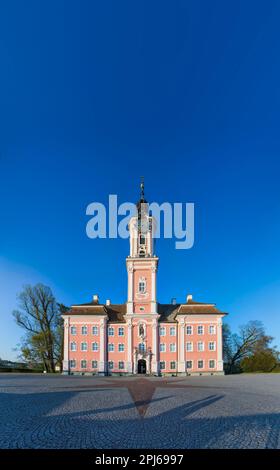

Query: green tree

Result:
[13,284,66,373]
[241,349,278,373]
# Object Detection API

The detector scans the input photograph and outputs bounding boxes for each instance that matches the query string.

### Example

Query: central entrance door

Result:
[137,359,146,374]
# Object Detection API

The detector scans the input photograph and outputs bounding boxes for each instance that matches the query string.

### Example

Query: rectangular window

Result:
[170,327,176,336]
[92,360,98,369]
[70,360,76,368]
[197,325,204,335]
[118,344,125,352]
[170,361,176,370]
[197,341,204,352]
[186,360,192,369]
[81,326,88,335]
[139,281,145,293]
[159,327,166,336]
[139,343,145,352]
[159,361,165,370]
[92,342,99,352]
[70,326,76,335]
[70,342,76,352]
[198,360,204,369]
[209,341,216,351]
[81,360,87,369]
[92,326,98,335]
[209,360,215,369]
[159,343,166,352]
[118,361,124,370]
[108,343,114,352]
[108,327,114,336]
[209,325,216,335]
[81,342,88,351]
[108,361,114,370]
[186,325,193,335]
[118,327,124,336]
[170,343,176,352]
[186,342,193,352]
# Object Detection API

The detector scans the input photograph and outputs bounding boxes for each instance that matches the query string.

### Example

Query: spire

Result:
[136,176,147,212]
[140,176,145,201]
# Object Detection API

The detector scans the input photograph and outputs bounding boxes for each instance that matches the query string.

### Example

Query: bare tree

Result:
[13,284,60,373]
[223,320,274,373]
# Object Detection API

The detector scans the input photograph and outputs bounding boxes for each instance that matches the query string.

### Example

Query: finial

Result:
[140,176,145,200]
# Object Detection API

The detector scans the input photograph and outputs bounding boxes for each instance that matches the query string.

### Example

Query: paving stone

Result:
[0,373,279,449]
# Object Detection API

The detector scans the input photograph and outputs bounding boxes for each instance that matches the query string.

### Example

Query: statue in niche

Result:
[139,324,145,338]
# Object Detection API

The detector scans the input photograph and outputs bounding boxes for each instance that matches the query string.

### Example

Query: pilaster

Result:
[62,316,69,374]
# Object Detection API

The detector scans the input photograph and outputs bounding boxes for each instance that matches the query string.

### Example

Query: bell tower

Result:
[126,179,159,315]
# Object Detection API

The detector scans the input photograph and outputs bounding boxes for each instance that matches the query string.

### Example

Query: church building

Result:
[62,184,227,376]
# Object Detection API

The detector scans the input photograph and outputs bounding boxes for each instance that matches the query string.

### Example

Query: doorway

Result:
[137,359,146,374]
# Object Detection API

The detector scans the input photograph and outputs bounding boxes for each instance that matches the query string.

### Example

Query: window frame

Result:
[209,325,216,335]
[159,326,166,336]
[138,280,146,293]
[197,325,204,335]
[70,326,77,335]
[92,326,99,336]
[170,326,176,336]
[186,325,193,335]
[138,343,145,352]
[81,325,88,335]
[108,326,114,336]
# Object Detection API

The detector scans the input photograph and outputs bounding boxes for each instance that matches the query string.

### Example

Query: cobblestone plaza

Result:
[0,373,279,449]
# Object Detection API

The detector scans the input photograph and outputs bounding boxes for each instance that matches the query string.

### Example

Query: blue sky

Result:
[1,1,280,360]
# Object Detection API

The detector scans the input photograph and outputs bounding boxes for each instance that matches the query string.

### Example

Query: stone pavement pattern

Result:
[0,373,279,449]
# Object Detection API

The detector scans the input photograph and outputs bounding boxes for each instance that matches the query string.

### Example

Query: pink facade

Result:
[62,190,227,376]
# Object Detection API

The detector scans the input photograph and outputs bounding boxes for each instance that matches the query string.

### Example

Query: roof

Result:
[157,303,181,322]
[67,297,227,322]
[69,303,126,323]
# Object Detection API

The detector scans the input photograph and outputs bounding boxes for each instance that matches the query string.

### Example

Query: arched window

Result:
[139,234,146,245]
[138,343,145,352]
